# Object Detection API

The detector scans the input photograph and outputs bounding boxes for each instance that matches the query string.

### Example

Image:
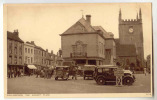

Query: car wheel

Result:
[123,77,133,85]
[55,77,58,80]
[97,77,105,85]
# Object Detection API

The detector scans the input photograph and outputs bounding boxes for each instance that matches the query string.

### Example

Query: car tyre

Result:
[97,77,105,85]
[123,77,133,85]
[55,77,58,80]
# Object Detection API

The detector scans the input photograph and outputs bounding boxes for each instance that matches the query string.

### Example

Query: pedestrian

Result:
[44,68,48,79]
[72,66,78,80]
[14,69,17,78]
[8,69,11,78]
[11,68,13,78]
[36,69,41,78]
[144,68,147,76]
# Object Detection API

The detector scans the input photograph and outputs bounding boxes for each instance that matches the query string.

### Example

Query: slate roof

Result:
[61,17,113,39]
[93,26,113,38]
[115,39,137,57]
[26,41,44,51]
[7,31,24,43]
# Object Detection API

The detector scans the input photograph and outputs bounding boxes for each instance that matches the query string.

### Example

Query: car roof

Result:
[56,66,69,68]
[97,65,118,68]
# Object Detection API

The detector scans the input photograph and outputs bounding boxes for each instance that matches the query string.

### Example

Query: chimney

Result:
[14,29,19,36]
[46,49,48,52]
[31,41,34,44]
[51,50,53,55]
[86,15,91,25]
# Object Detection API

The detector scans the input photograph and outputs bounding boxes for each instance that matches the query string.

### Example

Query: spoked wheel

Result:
[123,77,133,85]
[97,77,105,85]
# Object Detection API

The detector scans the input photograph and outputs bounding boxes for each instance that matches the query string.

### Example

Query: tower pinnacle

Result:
[119,8,122,21]
[139,8,142,19]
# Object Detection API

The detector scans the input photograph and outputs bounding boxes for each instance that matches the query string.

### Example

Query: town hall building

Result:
[60,15,116,66]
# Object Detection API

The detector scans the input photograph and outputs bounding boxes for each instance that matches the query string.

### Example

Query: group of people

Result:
[8,68,23,78]
[36,67,54,79]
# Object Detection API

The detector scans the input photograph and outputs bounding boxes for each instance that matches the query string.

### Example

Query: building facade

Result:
[118,8,144,66]
[34,44,44,70]
[60,15,116,66]
[24,41,36,74]
[45,49,55,68]
[7,30,24,77]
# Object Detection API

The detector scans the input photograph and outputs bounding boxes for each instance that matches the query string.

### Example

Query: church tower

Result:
[118,8,144,66]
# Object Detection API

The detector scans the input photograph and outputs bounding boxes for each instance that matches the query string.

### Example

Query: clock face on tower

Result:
[129,27,134,33]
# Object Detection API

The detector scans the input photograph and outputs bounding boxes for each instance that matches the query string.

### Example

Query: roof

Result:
[93,26,113,38]
[61,17,113,39]
[62,17,95,34]
[35,46,44,50]
[7,31,24,43]
[116,44,137,57]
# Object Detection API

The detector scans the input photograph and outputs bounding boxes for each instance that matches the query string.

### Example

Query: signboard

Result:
[114,68,124,86]
[114,68,124,76]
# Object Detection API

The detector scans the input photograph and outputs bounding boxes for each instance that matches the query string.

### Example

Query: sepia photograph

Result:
[3,3,153,98]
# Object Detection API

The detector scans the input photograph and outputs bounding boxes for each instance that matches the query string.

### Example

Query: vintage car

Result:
[55,66,70,80]
[94,65,135,85]
[83,65,96,80]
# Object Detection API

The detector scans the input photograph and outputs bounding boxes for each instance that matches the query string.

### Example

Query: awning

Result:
[27,65,37,69]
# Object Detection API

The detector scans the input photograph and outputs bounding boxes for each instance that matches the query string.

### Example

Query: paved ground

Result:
[7,74,151,94]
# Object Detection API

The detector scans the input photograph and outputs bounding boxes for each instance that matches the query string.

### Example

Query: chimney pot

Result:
[86,15,91,25]
[14,29,19,36]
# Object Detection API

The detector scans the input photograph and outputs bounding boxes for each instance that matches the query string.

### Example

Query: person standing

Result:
[144,67,147,76]
[72,66,78,80]
[36,69,41,78]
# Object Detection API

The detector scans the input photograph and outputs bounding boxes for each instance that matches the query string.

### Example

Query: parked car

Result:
[83,65,96,80]
[94,65,135,85]
[55,66,70,80]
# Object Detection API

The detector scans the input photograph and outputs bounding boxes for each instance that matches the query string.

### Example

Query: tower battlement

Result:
[122,19,138,22]
[120,18,141,24]
[119,8,142,24]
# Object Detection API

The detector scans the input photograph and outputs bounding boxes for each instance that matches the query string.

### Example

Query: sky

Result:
[5,3,152,58]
